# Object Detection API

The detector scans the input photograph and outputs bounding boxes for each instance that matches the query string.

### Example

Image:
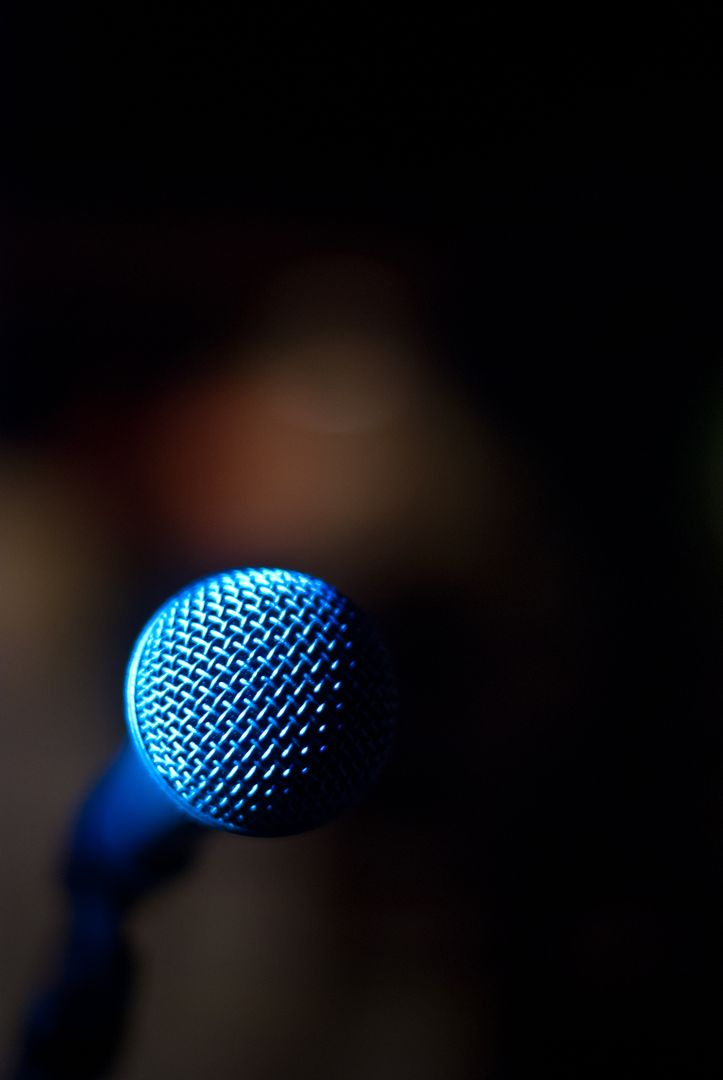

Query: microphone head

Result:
[125,568,396,836]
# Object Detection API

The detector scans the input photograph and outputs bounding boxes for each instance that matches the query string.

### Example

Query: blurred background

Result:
[1,9,722,1079]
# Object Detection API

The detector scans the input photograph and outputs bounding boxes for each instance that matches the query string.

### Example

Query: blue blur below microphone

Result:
[17,569,397,1079]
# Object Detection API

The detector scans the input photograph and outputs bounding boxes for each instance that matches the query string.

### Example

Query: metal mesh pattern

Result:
[126,569,396,836]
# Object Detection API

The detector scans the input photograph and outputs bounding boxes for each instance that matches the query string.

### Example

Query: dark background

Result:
[2,10,722,1078]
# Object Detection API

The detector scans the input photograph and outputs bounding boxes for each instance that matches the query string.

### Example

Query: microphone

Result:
[73,567,397,876]
[17,568,396,1078]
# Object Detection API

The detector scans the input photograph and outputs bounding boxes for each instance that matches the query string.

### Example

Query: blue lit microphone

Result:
[17,569,396,1078]
[72,566,397,887]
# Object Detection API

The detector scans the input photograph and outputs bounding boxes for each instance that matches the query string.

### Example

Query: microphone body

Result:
[16,568,396,1078]
[67,744,198,902]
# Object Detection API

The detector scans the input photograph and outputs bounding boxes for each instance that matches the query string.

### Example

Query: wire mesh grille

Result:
[126,569,396,835]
